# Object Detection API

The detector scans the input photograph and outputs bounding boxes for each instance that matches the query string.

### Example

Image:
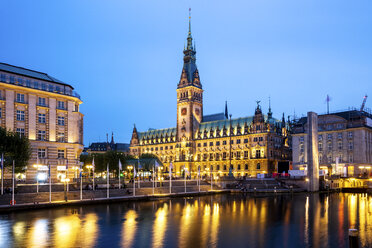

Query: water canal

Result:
[0,193,371,247]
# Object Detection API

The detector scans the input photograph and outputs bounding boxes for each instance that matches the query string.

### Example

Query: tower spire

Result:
[268,96,273,119]
[186,8,193,50]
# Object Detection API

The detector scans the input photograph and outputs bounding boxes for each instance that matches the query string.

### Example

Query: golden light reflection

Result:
[152,204,168,248]
[349,194,357,228]
[200,204,211,247]
[54,215,81,248]
[304,196,309,245]
[178,203,194,248]
[210,203,220,247]
[81,214,98,248]
[12,221,25,242]
[27,219,48,248]
[122,210,138,248]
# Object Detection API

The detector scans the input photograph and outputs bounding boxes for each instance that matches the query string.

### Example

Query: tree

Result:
[79,151,135,173]
[139,153,161,171]
[0,127,31,173]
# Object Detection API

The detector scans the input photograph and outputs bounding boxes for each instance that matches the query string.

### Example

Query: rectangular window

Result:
[318,142,323,152]
[0,74,6,82]
[348,142,353,150]
[209,153,213,160]
[328,142,332,150]
[37,130,46,141]
[57,116,65,126]
[48,84,54,92]
[244,139,248,143]
[300,144,304,153]
[38,97,46,106]
[57,132,65,142]
[17,78,24,85]
[57,101,65,110]
[338,141,343,150]
[197,143,201,147]
[230,140,234,144]
[16,93,25,103]
[26,80,31,87]
[259,137,263,142]
[209,142,213,146]
[34,81,39,89]
[38,113,46,123]
[244,151,248,158]
[327,134,332,140]
[38,148,46,158]
[58,150,65,159]
[237,139,241,144]
[160,147,163,150]
[41,83,47,90]
[16,110,25,121]
[203,142,207,147]
[216,141,220,146]
[349,155,353,163]
[348,132,353,139]
[9,76,15,84]
[223,141,227,145]
[16,128,25,137]
[337,133,342,139]
[318,135,323,141]
[236,151,241,159]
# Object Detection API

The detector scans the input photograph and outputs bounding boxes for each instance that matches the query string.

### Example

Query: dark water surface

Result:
[0,193,371,248]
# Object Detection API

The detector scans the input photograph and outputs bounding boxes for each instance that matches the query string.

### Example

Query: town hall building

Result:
[130,18,291,178]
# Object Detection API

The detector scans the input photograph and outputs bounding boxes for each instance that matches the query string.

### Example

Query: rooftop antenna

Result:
[325,94,331,114]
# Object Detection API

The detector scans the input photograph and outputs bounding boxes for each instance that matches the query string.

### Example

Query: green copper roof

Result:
[138,127,176,140]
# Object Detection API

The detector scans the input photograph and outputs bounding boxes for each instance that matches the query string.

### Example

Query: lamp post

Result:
[61,176,70,202]
[33,163,42,193]
[127,165,134,195]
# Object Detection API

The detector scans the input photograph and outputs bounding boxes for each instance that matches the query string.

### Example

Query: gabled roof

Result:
[0,62,73,89]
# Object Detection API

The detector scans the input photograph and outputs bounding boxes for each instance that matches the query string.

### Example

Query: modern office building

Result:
[292,109,372,176]
[0,63,83,181]
[129,19,291,178]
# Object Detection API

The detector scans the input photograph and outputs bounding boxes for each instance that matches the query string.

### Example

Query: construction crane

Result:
[360,94,368,111]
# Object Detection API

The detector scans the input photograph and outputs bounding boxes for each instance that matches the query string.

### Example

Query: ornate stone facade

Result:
[130,19,291,178]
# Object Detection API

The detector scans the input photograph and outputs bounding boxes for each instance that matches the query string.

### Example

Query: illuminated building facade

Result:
[0,63,83,180]
[129,19,291,177]
[292,110,372,176]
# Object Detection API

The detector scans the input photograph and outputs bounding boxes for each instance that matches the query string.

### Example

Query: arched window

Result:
[245,164,248,170]
[257,163,261,170]
[238,164,241,170]
[217,164,220,170]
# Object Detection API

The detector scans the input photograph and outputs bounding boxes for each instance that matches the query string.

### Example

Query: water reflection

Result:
[0,193,372,247]
[121,210,137,248]
[152,204,168,248]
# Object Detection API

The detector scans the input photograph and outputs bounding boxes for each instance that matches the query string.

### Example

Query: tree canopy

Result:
[0,127,31,173]
[80,151,135,172]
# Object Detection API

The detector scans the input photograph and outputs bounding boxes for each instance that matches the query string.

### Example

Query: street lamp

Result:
[86,165,93,179]
[33,163,42,193]
[61,176,70,202]
[127,165,133,181]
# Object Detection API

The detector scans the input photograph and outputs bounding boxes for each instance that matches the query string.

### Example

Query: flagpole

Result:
[118,160,121,190]
[198,166,200,192]
[49,163,51,203]
[152,165,155,195]
[12,160,15,205]
[133,167,136,196]
[92,158,95,191]
[1,153,3,195]
[107,163,109,199]
[80,162,82,200]
[184,165,187,193]
[210,168,213,191]
[138,159,140,189]
[169,163,172,194]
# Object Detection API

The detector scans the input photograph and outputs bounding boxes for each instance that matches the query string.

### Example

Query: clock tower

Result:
[176,14,203,144]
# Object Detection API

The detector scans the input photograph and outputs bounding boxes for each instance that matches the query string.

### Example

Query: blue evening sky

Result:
[1,0,371,145]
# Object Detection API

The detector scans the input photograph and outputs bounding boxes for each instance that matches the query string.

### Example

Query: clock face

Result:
[181,108,187,116]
